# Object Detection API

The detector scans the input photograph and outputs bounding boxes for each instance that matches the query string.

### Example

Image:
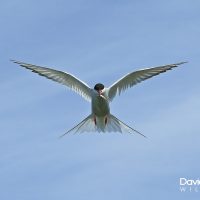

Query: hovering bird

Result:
[12,60,187,137]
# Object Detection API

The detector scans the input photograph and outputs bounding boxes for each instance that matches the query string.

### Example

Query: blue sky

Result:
[1,0,200,199]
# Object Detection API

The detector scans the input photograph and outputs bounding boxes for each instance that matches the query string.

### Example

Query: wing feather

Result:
[12,60,92,101]
[108,62,187,101]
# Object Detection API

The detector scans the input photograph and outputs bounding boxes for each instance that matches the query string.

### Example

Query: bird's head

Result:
[94,83,104,95]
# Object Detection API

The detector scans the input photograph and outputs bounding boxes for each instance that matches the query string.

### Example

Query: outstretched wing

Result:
[12,60,92,102]
[108,62,187,101]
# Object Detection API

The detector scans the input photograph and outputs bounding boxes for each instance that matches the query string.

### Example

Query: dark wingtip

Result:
[10,59,20,64]
[175,61,188,65]
[10,59,16,62]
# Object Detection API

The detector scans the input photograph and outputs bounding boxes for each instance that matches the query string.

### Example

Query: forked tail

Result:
[108,114,146,137]
[60,114,146,138]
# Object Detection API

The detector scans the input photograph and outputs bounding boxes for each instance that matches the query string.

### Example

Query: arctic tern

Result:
[12,60,187,137]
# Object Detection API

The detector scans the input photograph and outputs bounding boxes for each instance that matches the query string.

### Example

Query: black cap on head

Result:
[94,83,104,91]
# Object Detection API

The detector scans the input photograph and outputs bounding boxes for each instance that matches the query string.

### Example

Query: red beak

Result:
[98,90,102,95]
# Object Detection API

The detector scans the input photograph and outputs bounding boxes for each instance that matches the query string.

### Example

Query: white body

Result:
[92,91,110,117]
[91,90,110,132]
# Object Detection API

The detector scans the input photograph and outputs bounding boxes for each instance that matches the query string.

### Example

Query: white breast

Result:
[91,93,110,117]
